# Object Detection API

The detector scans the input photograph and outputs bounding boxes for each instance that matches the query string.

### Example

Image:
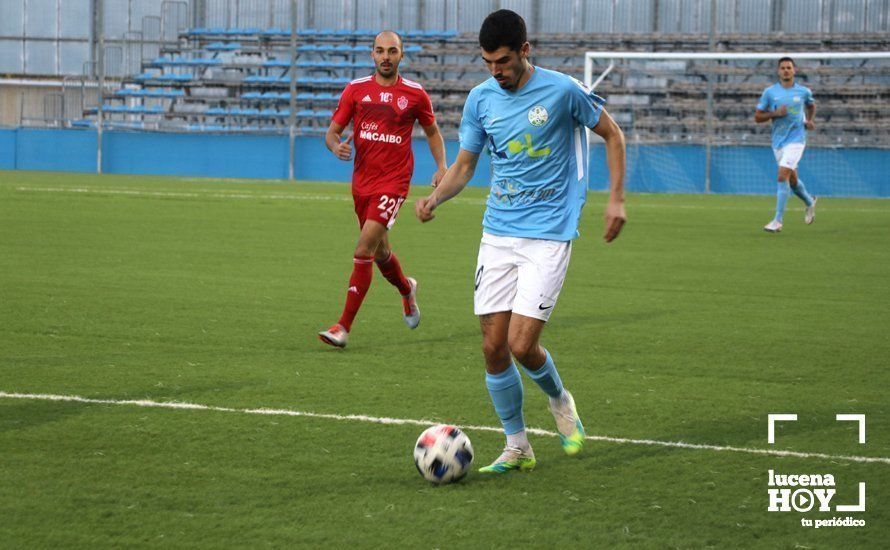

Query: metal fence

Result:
[1,0,888,176]
[1,0,888,77]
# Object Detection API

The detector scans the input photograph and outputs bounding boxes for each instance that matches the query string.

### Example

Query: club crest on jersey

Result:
[397,96,409,111]
[528,105,549,127]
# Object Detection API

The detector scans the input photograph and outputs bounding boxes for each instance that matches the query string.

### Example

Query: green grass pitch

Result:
[1,170,888,547]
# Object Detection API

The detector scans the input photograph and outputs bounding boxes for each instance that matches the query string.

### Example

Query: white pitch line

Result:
[1,391,887,465]
[11,185,890,213]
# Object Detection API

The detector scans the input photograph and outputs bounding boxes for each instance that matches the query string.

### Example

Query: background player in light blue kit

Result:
[755,57,817,233]
[415,10,626,473]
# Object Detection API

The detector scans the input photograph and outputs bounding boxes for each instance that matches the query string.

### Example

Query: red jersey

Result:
[332,75,436,196]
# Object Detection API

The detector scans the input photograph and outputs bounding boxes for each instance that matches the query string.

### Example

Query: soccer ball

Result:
[413,424,474,484]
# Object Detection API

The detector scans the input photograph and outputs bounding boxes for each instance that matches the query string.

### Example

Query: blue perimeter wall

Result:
[1,128,887,197]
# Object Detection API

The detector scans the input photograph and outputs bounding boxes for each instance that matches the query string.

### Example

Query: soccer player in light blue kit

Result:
[415,10,626,473]
[755,57,817,233]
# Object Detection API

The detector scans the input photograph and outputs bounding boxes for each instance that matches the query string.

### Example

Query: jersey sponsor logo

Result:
[379,92,393,103]
[507,133,551,158]
[359,130,403,144]
[362,95,372,102]
[397,96,408,111]
[527,105,549,126]
[793,96,801,102]
[492,180,556,206]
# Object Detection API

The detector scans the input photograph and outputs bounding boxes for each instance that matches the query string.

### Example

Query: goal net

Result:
[583,52,890,197]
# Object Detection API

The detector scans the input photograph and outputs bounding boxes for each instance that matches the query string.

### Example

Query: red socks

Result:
[337,253,411,332]
[375,252,411,296]
[338,256,374,332]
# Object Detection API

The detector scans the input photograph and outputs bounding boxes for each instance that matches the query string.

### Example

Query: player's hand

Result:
[334,133,354,161]
[431,166,447,188]
[603,199,626,243]
[415,196,437,223]
[773,106,787,118]
[805,120,815,131]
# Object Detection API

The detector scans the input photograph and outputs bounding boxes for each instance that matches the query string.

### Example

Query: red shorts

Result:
[353,193,407,229]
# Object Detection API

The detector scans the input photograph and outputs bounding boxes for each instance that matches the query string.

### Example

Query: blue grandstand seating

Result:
[206,42,242,51]
[90,26,459,132]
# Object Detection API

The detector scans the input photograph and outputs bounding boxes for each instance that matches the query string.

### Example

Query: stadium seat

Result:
[206,42,242,51]
[264,58,292,68]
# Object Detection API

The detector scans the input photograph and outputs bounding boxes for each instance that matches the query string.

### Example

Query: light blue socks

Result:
[791,180,814,207]
[521,349,564,398]
[775,181,791,222]
[485,364,525,435]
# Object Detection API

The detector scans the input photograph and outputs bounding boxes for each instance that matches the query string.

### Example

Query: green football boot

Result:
[550,390,585,456]
[478,445,536,474]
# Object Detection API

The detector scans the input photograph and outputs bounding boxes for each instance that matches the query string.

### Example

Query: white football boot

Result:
[402,277,420,329]
[805,197,817,225]
[763,220,783,233]
[318,323,348,348]
[549,390,585,456]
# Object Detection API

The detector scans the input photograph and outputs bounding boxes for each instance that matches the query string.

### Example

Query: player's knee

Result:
[508,338,537,365]
[374,246,391,262]
[482,340,510,365]
[353,243,376,257]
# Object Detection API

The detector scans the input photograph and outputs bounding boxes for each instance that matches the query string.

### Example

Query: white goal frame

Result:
[584,51,890,93]
[583,51,890,192]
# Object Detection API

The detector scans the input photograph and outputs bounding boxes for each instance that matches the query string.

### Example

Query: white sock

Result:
[506,430,529,450]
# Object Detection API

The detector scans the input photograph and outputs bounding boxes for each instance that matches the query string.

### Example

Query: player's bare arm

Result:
[421,122,448,187]
[415,148,479,223]
[592,109,627,243]
[805,103,816,131]
[754,106,787,123]
[325,121,353,161]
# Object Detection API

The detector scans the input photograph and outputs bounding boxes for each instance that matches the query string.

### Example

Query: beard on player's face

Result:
[491,57,520,89]
[483,47,529,91]
[778,64,795,82]
[376,62,397,77]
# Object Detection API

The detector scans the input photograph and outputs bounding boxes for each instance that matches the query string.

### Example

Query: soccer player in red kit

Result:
[318,30,447,348]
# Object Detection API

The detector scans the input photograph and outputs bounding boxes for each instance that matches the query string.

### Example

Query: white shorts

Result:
[773,143,805,170]
[473,233,572,322]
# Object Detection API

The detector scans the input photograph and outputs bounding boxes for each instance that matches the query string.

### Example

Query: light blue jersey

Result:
[459,67,605,241]
[757,82,814,150]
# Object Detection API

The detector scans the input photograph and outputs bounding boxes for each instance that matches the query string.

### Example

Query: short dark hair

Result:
[479,9,527,52]
[778,56,795,66]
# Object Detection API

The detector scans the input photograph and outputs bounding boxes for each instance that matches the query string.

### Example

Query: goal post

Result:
[583,51,890,197]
